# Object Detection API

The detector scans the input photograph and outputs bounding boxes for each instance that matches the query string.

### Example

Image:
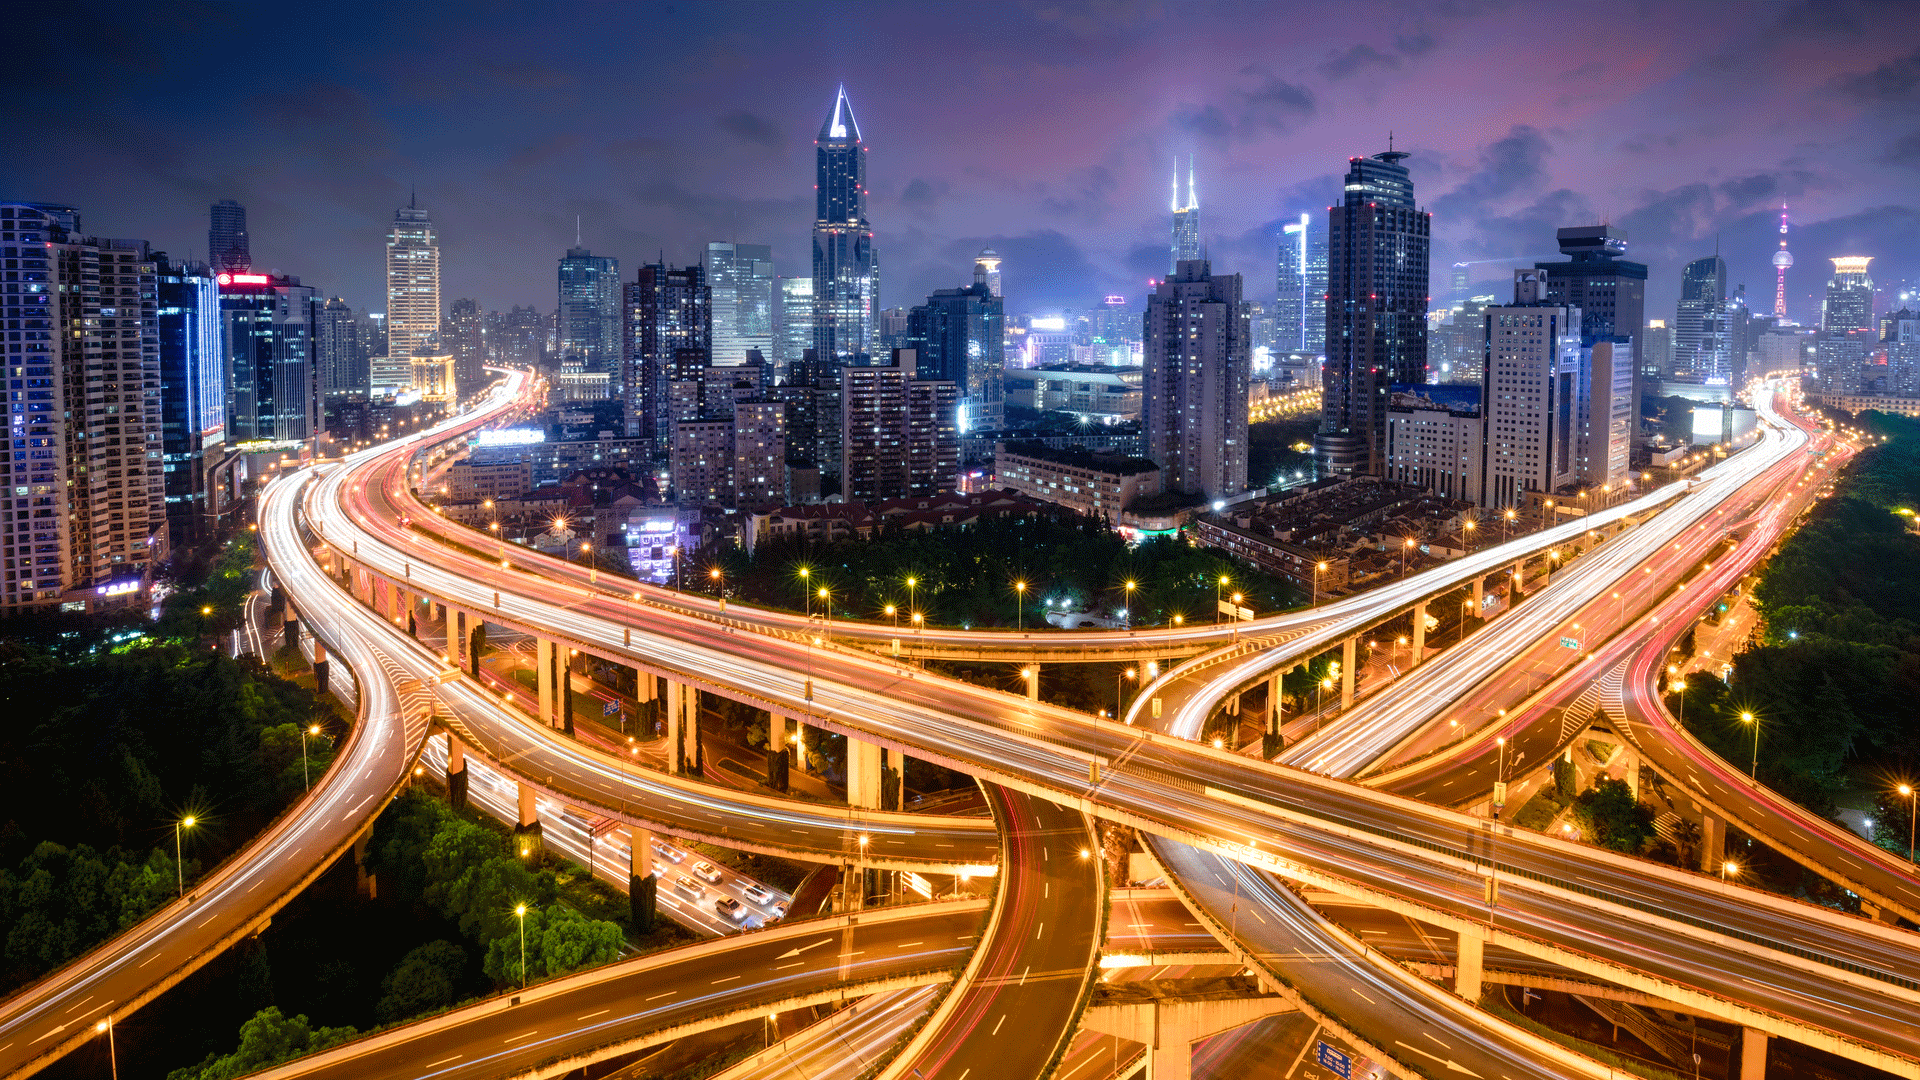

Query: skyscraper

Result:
[385,197,440,360]
[1772,205,1794,319]
[776,276,815,377]
[1275,212,1328,355]
[1481,270,1582,508]
[1317,149,1431,476]
[1143,259,1250,500]
[558,245,622,375]
[706,242,774,367]
[1823,257,1875,334]
[1817,256,1876,390]
[813,85,876,370]
[907,282,1004,431]
[502,305,545,368]
[157,256,224,543]
[224,272,321,443]
[0,203,168,612]
[1534,224,1647,402]
[443,297,486,397]
[209,199,250,273]
[1170,156,1200,273]
[1674,256,1727,381]
[623,262,710,446]
[315,296,367,398]
[973,248,1002,298]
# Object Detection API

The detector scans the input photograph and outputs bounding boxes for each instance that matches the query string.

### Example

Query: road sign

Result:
[603,699,619,716]
[1491,781,1508,808]
[1315,1041,1352,1078]
[1559,636,1580,649]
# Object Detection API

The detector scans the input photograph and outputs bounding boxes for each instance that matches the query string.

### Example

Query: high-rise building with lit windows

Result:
[1317,149,1430,476]
[157,256,225,543]
[0,203,168,613]
[1674,256,1727,381]
[776,276,814,378]
[706,242,774,367]
[624,262,710,447]
[385,198,440,360]
[559,246,622,376]
[1143,259,1249,500]
[812,86,876,371]
[1276,212,1328,355]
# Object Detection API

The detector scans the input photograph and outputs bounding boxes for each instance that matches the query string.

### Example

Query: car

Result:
[691,860,724,884]
[653,842,685,864]
[767,900,788,919]
[715,897,747,921]
[672,875,704,898]
[741,883,773,905]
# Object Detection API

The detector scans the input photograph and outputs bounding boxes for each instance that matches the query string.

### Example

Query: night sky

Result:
[7,1,1919,324]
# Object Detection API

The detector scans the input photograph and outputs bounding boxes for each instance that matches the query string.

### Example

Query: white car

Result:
[653,842,685,864]
[691,860,724,884]
[673,875,704,898]
[741,883,773,905]
[715,897,747,922]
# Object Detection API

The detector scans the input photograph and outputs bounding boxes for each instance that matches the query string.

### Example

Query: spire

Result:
[1186,153,1198,210]
[1171,157,1180,213]
[410,184,416,210]
[576,214,581,246]
[820,84,861,142]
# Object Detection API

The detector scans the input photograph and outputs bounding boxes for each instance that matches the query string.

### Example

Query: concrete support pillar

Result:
[664,679,699,774]
[769,713,787,753]
[1472,574,1485,613]
[1226,690,1240,717]
[1410,600,1427,667]
[1455,928,1484,1001]
[1340,637,1356,711]
[514,782,544,861]
[446,737,468,811]
[556,646,574,736]
[884,746,907,810]
[1266,672,1283,733]
[848,737,884,809]
[1022,665,1040,701]
[536,638,556,728]
[1700,814,1724,873]
[445,606,462,668]
[312,640,330,696]
[283,603,299,653]
[628,825,653,880]
[1740,1027,1768,1080]
[1512,560,1525,598]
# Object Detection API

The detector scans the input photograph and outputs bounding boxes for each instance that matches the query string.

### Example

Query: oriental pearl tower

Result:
[1772,204,1794,318]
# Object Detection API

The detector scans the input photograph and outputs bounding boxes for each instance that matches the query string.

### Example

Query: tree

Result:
[1570,779,1655,854]
[377,940,466,1023]
[164,1006,357,1080]
[481,905,623,986]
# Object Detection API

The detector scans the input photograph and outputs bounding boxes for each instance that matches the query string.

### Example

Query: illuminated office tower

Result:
[1817,256,1875,390]
[1534,225,1647,399]
[624,262,710,446]
[973,248,1002,298]
[559,244,621,376]
[907,282,1004,431]
[157,256,225,542]
[1274,212,1327,354]
[385,197,440,360]
[776,276,815,378]
[1317,148,1430,475]
[706,242,774,367]
[443,297,486,397]
[1480,270,1581,508]
[1673,256,1727,380]
[812,85,876,370]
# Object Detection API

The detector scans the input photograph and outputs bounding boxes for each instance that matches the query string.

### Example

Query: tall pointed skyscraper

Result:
[812,85,876,371]
[1170,156,1200,272]
[385,195,440,360]
[1316,148,1430,476]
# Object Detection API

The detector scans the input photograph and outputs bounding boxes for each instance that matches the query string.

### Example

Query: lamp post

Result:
[1014,580,1027,630]
[1123,580,1137,627]
[581,541,595,584]
[1401,536,1415,578]
[1721,861,1739,883]
[1463,518,1476,553]
[95,1018,116,1080]
[905,576,917,617]
[1503,507,1516,544]
[515,903,529,988]
[886,603,897,630]
[1117,667,1137,718]
[175,815,195,897]
[1673,680,1688,727]
[709,566,725,602]
[1230,593,1243,641]
[1215,575,1229,624]
[1313,561,1327,608]
[818,587,832,643]
[1741,711,1758,781]
[1492,735,1509,820]
[302,723,322,790]
[1898,784,1916,862]
[1546,549,1560,585]
[799,567,811,616]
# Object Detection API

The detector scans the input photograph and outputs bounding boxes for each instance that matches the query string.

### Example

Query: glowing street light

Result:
[175,815,196,897]
[1740,711,1759,781]
[1014,580,1028,630]
[302,723,323,790]
[515,903,530,988]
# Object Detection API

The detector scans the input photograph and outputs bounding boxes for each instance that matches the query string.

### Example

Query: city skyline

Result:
[5,2,1918,322]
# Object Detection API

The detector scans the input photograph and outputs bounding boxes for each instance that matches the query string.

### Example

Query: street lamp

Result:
[817,587,832,642]
[95,1017,116,1080]
[905,575,917,616]
[885,603,897,629]
[1401,536,1415,578]
[302,723,322,790]
[1503,507,1516,543]
[1898,784,1916,862]
[709,566,724,604]
[1215,575,1230,624]
[1313,561,1328,608]
[581,541,595,584]
[1463,518,1476,552]
[1721,861,1739,883]
[175,815,196,897]
[515,903,529,988]
[1741,711,1758,781]
[1014,580,1027,630]
[1117,667,1137,717]
[1673,680,1688,726]
[1123,580,1137,626]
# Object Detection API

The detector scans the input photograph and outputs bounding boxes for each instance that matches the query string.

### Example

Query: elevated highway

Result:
[302,378,1920,1078]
